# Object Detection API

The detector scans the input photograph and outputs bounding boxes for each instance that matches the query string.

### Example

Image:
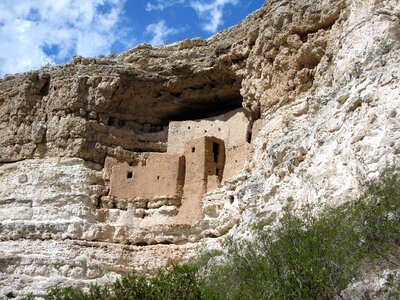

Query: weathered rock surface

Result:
[1,0,400,298]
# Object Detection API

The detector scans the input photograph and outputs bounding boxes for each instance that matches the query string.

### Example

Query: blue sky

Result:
[0,0,264,77]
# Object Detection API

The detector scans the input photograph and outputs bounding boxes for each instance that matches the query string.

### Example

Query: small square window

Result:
[191,147,195,153]
[127,171,133,179]
[108,117,115,126]
[157,176,160,180]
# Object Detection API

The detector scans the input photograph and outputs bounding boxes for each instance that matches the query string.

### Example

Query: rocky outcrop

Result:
[1,0,400,298]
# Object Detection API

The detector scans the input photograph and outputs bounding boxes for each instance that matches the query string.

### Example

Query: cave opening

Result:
[98,72,246,156]
[150,73,244,125]
[109,71,245,129]
[160,94,243,124]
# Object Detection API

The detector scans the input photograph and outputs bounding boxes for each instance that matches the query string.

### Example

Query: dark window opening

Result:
[108,117,115,126]
[191,147,195,153]
[127,171,133,179]
[215,168,220,176]
[213,142,220,163]
[157,176,160,180]
[247,131,252,143]
[188,126,191,129]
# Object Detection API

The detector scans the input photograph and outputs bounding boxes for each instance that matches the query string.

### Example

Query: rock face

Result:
[1,0,400,298]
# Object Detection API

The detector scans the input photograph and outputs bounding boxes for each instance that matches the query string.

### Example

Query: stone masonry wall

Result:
[109,153,185,202]
[167,108,251,154]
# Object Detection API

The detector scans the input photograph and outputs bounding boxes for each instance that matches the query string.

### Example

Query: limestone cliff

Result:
[1,0,400,298]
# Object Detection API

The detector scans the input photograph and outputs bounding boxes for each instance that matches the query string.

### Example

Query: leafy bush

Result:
[203,206,363,299]
[383,271,400,300]
[28,265,203,300]
[203,165,400,299]
[354,166,400,264]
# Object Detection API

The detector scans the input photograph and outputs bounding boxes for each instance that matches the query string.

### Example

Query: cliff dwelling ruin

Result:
[102,108,261,225]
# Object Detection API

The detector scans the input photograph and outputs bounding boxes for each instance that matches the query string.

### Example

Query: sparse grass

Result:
[376,40,396,56]
[352,61,363,79]
[395,28,400,41]
[384,271,400,300]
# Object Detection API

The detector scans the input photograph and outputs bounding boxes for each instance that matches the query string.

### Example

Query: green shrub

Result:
[387,277,400,299]
[42,283,111,300]
[203,205,364,299]
[33,265,203,300]
[352,61,363,78]
[150,265,204,300]
[376,40,396,56]
[353,166,400,264]
[203,165,400,299]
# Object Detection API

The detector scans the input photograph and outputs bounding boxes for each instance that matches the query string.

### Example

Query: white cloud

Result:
[145,0,185,11]
[146,20,178,45]
[0,0,130,77]
[145,0,239,33]
[190,0,239,33]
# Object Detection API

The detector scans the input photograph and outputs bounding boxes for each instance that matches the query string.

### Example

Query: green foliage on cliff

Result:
[31,265,203,300]
[25,166,400,299]
[203,166,400,299]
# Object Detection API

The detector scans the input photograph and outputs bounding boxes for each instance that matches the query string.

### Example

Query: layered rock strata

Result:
[1,0,400,298]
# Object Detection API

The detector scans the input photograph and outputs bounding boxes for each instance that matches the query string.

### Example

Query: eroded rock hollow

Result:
[1,0,400,298]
